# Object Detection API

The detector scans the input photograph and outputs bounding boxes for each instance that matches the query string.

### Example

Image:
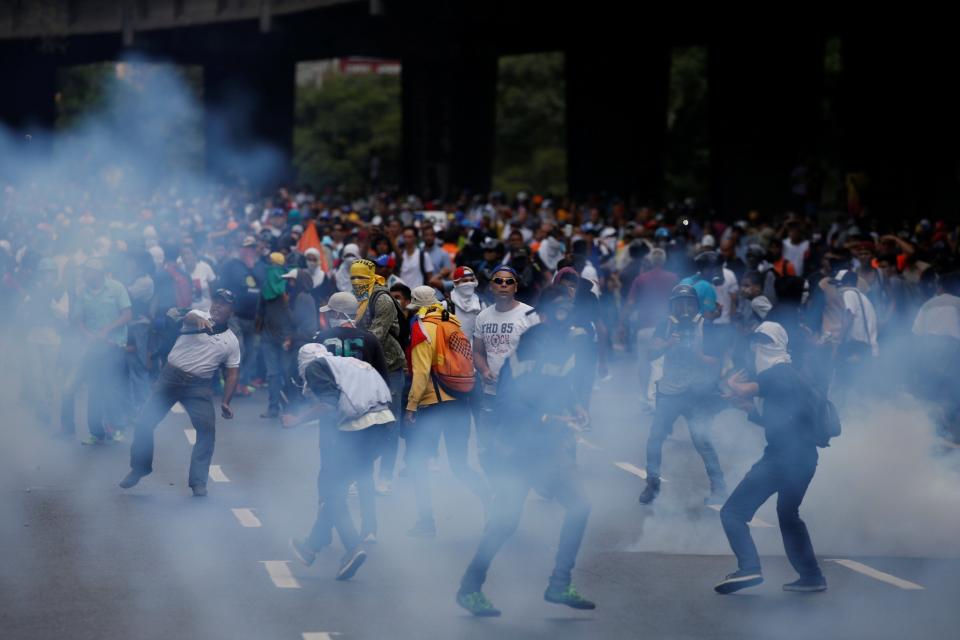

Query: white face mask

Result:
[455,281,477,296]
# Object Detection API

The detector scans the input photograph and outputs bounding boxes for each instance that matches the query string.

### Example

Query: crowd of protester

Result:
[3,180,959,608]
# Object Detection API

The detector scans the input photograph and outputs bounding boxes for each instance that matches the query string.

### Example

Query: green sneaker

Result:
[80,435,105,446]
[544,584,596,610]
[111,431,126,444]
[456,590,501,617]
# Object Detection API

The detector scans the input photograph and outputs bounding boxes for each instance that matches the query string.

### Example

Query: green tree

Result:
[294,73,401,194]
[664,46,711,203]
[493,52,567,196]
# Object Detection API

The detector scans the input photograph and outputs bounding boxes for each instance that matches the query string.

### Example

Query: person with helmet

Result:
[637,283,727,505]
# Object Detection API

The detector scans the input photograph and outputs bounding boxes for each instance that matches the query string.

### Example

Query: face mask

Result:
[455,282,477,296]
[353,283,370,301]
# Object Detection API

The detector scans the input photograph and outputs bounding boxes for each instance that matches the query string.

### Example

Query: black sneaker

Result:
[456,590,501,617]
[191,484,208,497]
[714,570,764,594]
[544,584,596,610]
[783,576,827,592]
[289,537,316,567]
[638,476,661,505]
[407,519,436,538]
[118,470,149,489]
[335,546,367,581]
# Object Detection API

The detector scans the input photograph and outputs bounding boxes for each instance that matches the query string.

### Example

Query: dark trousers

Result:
[646,392,725,491]
[129,366,216,488]
[720,447,823,579]
[460,452,590,592]
[62,343,127,438]
[261,336,289,412]
[377,369,405,479]
[407,400,490,522]
[306,424,383,553]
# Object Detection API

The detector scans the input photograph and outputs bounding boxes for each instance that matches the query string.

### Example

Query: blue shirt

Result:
[679,275,717,313]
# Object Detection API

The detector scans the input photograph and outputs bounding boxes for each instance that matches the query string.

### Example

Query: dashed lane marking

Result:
[705,504,775,528]
[260,561,301,589]
[577,437,602,451]
[827,559,924,590]
[614,461,667,482]
[302,634,340,640]
[231,508,262,528]
[184,429,196,445]
[209,465,230,482]
[171,402,185,414]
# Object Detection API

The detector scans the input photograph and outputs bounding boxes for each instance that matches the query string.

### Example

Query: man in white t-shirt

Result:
[398,226,434,289]
[912,274,960,340]
[713,266,739,326]
[473,266,539,469]
[782,226,810,277]
[838,269,879,357]
[120,289,240,497]
[180,245,217,311]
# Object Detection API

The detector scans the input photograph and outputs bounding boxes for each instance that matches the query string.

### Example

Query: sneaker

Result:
[406,519,436,538]
[714,570,764,594]
[456,590,501,617]
[544,584,596,610]
[111,431,126,444]
[335,546,367,581]
[638,476,661,505]
[363,532,377,544]
[118,470,149,489]
[191,484,208,497]
[80,435,105,446]
[783,576,827,592]
[289,537,316,567]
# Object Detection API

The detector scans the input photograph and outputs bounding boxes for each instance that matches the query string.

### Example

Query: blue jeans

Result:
[720,447,822,578]
[261,336,288,412]
[460,446,590,592]
[645,392,725,491]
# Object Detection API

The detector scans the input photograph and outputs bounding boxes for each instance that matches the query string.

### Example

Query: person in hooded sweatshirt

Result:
[289,343,394,582]
[716,321,826,594]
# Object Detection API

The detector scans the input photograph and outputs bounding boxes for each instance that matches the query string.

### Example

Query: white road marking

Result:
[260,561,300,589]
[614,461,667,482]
[827,559,924,590]
[171,402,185,414]
[302,633,339,640]
[184,429,196,445]
[209,465,229,482]
[577,437,602,451]
[231,508,262,528]
[705,504,775,528]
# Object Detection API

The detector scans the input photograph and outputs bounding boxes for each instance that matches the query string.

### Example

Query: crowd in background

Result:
[1,183,959,445]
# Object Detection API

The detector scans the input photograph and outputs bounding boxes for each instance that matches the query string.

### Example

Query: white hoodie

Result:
[298,344,394,430]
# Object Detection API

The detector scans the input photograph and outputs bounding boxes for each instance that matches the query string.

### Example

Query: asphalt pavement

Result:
[1,351,957,639]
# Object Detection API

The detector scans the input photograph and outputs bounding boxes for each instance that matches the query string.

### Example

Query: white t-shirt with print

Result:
[473,302,539,394]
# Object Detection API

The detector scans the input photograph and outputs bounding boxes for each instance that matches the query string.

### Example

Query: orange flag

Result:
[297,220,329,271]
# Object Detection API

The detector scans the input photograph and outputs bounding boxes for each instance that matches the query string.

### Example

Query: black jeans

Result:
[720,447,823,579]
[377,369,405,480]
[307,424,384,553]
[460,446,590,593]
[407,400,490,522]
[646,392,725,491]
[129,366,216,488]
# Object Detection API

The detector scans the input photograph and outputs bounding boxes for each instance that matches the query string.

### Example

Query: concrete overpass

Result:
[1,1,957,218]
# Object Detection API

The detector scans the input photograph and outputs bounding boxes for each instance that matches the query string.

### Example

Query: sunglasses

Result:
[214,288,236,303]
[492,278,516,286]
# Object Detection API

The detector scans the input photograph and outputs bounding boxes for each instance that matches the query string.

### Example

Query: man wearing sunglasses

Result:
[473,266,539,470]
[119,288,240,497]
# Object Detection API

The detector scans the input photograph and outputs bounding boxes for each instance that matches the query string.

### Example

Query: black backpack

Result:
[807,378,842,447]
[367,289,411,351]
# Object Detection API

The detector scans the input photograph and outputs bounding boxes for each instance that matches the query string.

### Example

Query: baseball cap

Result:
[407,285,441,310]
[453,266,475,281]
[319,291,359,315]
[241,235,256,247]
[280,268,299,280]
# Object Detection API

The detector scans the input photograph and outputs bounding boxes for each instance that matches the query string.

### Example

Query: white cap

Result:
[319,291,359,315]
[407,285,441,310]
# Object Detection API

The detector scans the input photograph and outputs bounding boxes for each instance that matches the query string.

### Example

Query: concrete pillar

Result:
[841,34,960,220]
[565,39,670,201]
[401,44,497,198]
[203,47,295,184]
[0,44,58,137]
[708,35,824,218]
